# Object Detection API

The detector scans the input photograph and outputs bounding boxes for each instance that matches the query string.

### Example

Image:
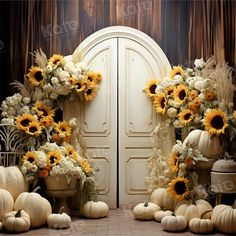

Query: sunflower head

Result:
[65,145,78,160]
[153,93,167,114]
[204,90,215,101]
[188,90,199,101]
[144,79,159,98]
[167,177,189,201]
[74,79,86,93]
[40,116,54,128]
[33,101,55,118]
[169,66,185,80]
[179,109,194,126]
[80,159,93,175]
[54,121,71,137]
[166,85,175,97]
[48,54,64,66]
[15,114,36,131]
[26,121,42,136]
[86,71,102,84]
[188,97,201,113]
[84,85,98,102]
[22,151,37,164]
[173,84,188,103]
[46,150,62,167]
[204,109,228,136]
[168,153,179,173]
[26,66,45,86]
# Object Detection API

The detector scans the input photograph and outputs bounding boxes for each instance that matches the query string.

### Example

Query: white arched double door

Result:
[73,26,170,208]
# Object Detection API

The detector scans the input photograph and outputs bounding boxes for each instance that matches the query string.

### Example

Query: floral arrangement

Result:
[145,57,236,201]
[0,49,101,198]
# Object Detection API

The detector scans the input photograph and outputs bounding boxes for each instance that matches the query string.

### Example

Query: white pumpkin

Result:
[2,210,30,233]
[151,188,178,211]
[183,129,223,158]
[212,203,236,234]
[161,215,187,232]
[174,199,213,223]
[0,189,14,221]
[133,202,160,220]
[154,210,173,222]
[189,217,214,234]
[0,166,28,200]
[81,201,109,219]
[47,209,71,229]
[14,192,52,228]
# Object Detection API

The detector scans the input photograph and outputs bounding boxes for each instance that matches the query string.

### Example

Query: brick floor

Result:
[0,208,226,236]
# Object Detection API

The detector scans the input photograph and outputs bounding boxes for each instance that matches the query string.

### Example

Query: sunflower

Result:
[40,116,54,128]
[80,159,93,175]
[65,145,78,160]
[179,109,194,125]
[144,79,158,98]
[46,150,62,167]
[204,90,215,101]
[188,97,201,113]
[48,54,64,66]
[54,121,71,137]
[84,85,98,102]
[86,71,102,84]
[68,76,78,85]
[169,66,185,80]
[168,153,179,173]
[167,177,190,201]
[153,93,167,114]
[74,79,86,93]
[22,151,37,164]
[188,90,199,101]
[15,114,36,131]
[27,66,45,86]
[204,109,228,136]
[173,84,188,104]
[166,85,175,97]
[33,101,55,118]
[26,121,42,136]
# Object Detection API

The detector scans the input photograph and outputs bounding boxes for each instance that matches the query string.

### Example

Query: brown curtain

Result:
[0,0,235,101]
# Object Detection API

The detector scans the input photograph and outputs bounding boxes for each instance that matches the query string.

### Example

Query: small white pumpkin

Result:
[0,166,29,200]
[189,217,214,234]
[212,202,236,234]
[133,202,160,220]
[47,208,71,229]
[14,190,52,228]
[81,201,109,219]
[183,129,223,158]
[154,210,173,222]
[151,188,178,211]
[0,189,14,221]
[2,210,30,233]
[161,215,187,232]
[174,199,213,223]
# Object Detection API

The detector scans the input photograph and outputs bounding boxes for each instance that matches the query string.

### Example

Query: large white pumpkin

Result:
[151,188,178,211]
[0,189,14,221]
[81,201,109,219]
[183,129,223,158]
[14,192,52,228]
[0,166,28,200]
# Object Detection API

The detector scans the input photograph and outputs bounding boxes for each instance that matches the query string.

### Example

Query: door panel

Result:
[82,38,117,208]
[118,38,160,206]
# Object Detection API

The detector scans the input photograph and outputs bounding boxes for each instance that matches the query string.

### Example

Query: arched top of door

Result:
[73,26,171,74]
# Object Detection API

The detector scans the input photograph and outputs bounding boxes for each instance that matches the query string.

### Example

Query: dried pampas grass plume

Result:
[10,80,31,98]
[31,48,48,68]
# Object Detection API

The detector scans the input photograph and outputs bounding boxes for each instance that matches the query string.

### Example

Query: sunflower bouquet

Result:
[167,140,209,201]
[144,58,220,129]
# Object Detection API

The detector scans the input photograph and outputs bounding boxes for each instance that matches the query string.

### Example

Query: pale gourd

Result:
[174,199,213,223]
[161,215,187,232]
[154,210,173,222]
[133,202,160,220]
[2,210,30,233]
[212,202,236,234]
[151,188,178,211]
[47,208,71,229]
[189,218,214,234]
[0,166,29,200]
[0,189,14,221]
[183,129,223,158]
[14,191,52,228]
[81,201,109,219]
